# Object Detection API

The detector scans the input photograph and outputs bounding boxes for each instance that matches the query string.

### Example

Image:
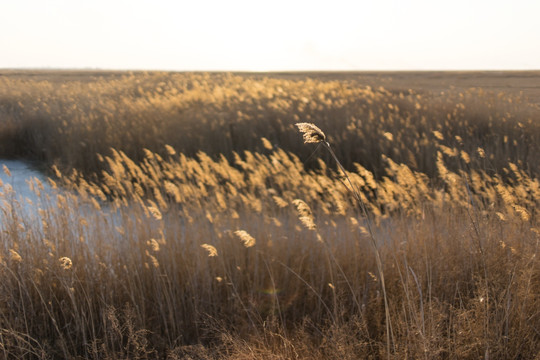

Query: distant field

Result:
[266,71,540,105]
[0,70,538,177]
[0,70,538,359]
[3,69,540,103]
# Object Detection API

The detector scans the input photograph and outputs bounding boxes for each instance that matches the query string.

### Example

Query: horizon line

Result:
[2,67,540,73]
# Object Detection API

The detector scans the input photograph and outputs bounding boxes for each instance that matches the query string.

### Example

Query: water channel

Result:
[0,159,55,207]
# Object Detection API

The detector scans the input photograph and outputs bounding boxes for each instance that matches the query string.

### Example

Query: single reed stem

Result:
[323,141,394,357]
[295,123,394,357]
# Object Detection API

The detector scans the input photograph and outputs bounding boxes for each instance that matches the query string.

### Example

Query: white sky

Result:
[1,0,539,71]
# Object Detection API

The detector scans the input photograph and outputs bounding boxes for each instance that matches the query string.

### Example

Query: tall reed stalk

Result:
[296,122,394,357]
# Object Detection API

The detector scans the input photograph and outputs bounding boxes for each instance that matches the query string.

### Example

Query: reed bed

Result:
[0,72,539,358]
[0,71,538,178]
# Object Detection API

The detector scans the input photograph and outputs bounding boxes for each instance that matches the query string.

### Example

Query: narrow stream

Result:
[0,159,139,243]
[0,159,56,214]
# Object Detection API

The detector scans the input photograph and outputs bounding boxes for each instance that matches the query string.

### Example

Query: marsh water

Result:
[0,159,56,214]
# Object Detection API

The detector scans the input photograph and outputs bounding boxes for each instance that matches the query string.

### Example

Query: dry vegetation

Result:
[0,71,539,359]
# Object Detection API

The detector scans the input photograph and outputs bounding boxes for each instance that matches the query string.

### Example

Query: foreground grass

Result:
[0,72,539,358]
[1,142,538,359]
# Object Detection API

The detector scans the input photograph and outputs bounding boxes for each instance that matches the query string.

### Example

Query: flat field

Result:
[0,71,538,359]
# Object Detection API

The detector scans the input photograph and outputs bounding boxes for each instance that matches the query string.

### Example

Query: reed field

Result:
[0,71,539,359]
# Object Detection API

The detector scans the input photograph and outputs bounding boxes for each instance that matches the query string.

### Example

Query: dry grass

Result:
[0,71,538,179]
[0,71,539,359]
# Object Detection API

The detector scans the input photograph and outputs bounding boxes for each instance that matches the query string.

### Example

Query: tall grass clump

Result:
[1,136,538,358]
[0,71,538,358]
[0,71,538,180]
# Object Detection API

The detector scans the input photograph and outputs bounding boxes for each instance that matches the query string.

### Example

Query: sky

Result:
[1,0,539,71]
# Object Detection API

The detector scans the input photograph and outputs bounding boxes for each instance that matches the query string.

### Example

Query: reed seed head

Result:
[201,244,218,257]
[165,144,176,156]
[234,230,256,248]
[59,256,73,270]
[147,239,160,252]
[293,199,317,230]
[148,205,162,220]
[295,122,326,144]
[261,137,273,150]
[3,165,11,177]
[432,130,444,141]
[9,249,22,263]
